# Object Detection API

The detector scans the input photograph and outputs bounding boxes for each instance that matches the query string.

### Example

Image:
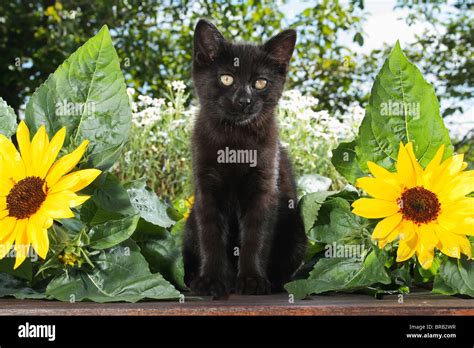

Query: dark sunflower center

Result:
[6,176,46,219]
[398,186,440,224]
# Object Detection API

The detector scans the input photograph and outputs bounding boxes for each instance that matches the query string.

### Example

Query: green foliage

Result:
[25,25,132,171]
[46,240,180,302]
[290,42,472,299]
[114,84,194,198]
[88,215,140,250]
[0,0,367,117]
[433,256,474,297]
[331,141,363,184]
[0,26,187,302]
[355,41,452,173]
[0,97,17,137]
[286,250,391,300]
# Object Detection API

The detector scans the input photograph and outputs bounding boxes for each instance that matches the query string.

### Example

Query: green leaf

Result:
[91,173,135,214]
[89,214,140,250]
[355,41,452,173]
[0,273,46,299]
[0,97,17,137]
[46,240,180,302]
[139,235,186,290]
[126,179,175,228]
[310,202,366,244]
[0,258,33,281]
[25,25,132,170]
[433,257,474,297]
[331,141,364,184]
[353,32,364,46]
[285,249,391,300]
[299,191,336,234]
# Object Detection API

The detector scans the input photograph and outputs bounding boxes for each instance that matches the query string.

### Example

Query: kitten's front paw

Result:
[190,276,230,299]
[236,275,271,295]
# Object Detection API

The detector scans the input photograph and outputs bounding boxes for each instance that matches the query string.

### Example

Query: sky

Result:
[280,0,473,139]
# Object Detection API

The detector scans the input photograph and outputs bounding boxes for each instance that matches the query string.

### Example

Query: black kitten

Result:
[183,19,306,298]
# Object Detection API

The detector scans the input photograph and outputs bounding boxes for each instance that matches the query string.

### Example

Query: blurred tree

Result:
[358,0,473,119]
[0,0,367,115]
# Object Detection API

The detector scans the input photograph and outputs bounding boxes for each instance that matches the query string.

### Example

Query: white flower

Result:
[171,80,186,92]
[126,87,136,97]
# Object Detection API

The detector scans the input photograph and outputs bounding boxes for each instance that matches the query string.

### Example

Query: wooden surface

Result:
[0,292,473,316]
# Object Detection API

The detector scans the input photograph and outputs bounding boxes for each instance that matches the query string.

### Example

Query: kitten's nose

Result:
[238,97,252,110]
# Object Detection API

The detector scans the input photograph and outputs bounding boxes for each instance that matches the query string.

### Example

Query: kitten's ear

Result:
[263,29,297,71]
[194,19,225,65]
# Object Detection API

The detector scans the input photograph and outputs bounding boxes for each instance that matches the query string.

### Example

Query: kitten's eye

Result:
[254,79,268,90]
[220,74,234,86]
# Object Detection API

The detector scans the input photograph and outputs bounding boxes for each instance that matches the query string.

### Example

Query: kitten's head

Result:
[193,19,296,125]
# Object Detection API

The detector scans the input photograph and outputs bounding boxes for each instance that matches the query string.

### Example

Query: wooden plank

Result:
[0,292,473,316]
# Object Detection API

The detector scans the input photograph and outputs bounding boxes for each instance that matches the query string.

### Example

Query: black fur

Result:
[183,19,307,298]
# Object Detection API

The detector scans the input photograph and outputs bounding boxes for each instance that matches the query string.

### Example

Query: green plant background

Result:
[0,7,472,301]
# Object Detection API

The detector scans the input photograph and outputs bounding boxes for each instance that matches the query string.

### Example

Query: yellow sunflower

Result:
[352,142,474,269]
[0,121,101,269]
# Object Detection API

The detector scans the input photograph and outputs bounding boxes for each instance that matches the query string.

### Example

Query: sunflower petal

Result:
[416,241,435,270]
[0,134,26,181]
[28,215,49,260]
[13,219,29,269]
[396,232,417,262]
[431,154,465,193]
[356,177,402,201]
[438,171,474,202]
[405,142,424,185]
[398,220,417,240]
[396,142,417,188]
[441,198,474,217]
[45,140,89,188]
[451,217,474,236]
[39,127,66,179]
[0,210,9,219]
[372,213,402,239]
[378,225,400,248]
[352,198,400,219]
[367,161,400,186]
[39,193,76,219]
[16,121,33,176]
[30,126,50,177]
[434,224,463,258]
[0,177,14,197]
[0,217,17,259]
[49,169,101,194]
[417,223,439,248]
[424,144,445,175]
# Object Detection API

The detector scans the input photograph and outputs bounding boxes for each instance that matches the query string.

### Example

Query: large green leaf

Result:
[126,179,175,228]
[299,191,336,234]
[331,141,364,184]
[0,97,17,137]
[0,273,46,299]
[25,25,131,170]
[139,235,186,291]
[0,258,33,281]
[46,240,180,302]
[89,214,140,250]
[355,41,452,172]
[310,199,368,245]
[285,249,391,300]
[433,257,474,297]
